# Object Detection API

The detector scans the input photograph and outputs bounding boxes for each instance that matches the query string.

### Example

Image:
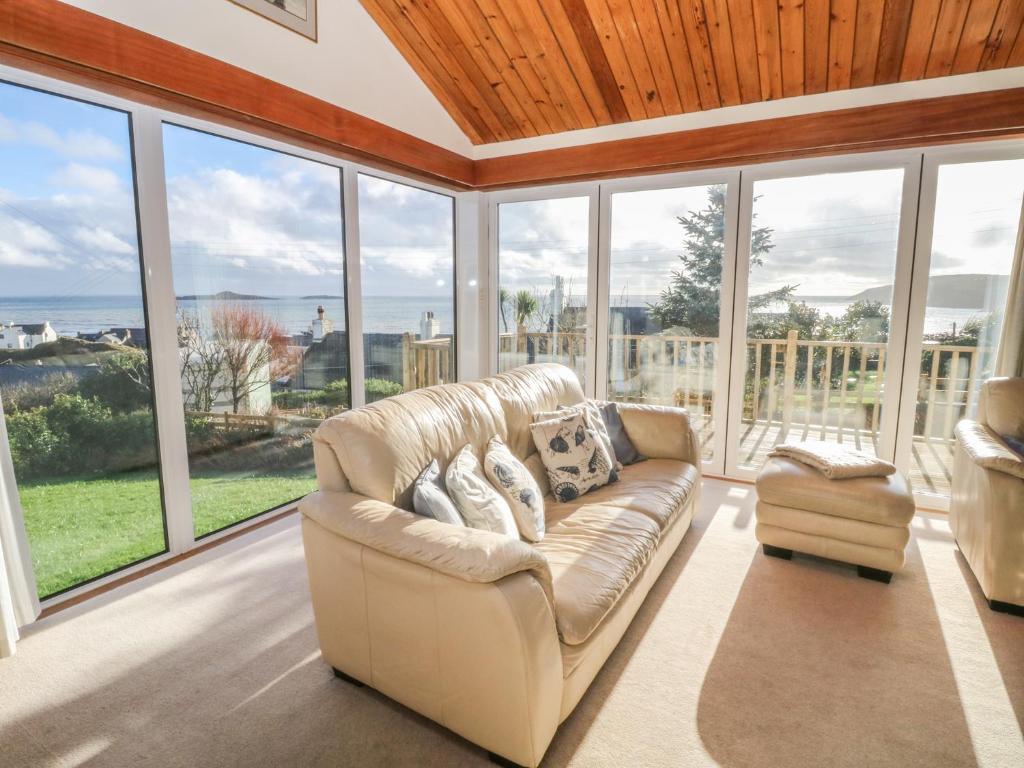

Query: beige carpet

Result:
[2,479,1022,767]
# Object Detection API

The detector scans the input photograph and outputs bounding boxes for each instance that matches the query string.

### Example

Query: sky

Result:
[1,78,1021,308]
[0,80,455,301]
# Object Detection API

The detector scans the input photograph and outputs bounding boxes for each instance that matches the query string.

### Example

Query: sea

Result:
[0,295,989,339]
[0,296,455,337]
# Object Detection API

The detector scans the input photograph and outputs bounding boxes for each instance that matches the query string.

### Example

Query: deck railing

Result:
[490,330,986,442]
[401,333,453,391]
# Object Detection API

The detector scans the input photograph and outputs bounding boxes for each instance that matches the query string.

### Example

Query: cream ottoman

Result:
[754,457,915,583]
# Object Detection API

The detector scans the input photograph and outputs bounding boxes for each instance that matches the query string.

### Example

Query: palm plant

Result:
[513,290,538,354]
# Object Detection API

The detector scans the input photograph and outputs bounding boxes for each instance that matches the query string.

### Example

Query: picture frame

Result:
[229,0,317,41]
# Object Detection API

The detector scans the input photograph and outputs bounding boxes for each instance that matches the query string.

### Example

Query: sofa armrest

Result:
[616,402,701,467]
[954,420,1024,481]
[299,490,553,600]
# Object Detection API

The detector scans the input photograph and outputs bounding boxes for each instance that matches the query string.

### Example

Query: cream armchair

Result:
[950,377,1024,616]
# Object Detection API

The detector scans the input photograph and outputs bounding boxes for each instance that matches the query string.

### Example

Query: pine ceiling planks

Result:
[359,0,1024,144]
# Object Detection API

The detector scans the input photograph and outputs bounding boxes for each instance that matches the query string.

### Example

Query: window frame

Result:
[0,62,466,609]
[487,182,601,394]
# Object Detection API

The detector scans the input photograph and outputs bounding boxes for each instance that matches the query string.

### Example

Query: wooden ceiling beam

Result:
[474,86,1024,187]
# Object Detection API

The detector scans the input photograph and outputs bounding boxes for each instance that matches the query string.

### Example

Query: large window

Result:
[907,158,1024,499]
[607,183,727,462]
[497,196,590,386]
[0,81,165,597]
[357,173,455,401]
[163,124,348,537]
[733,168,907,472]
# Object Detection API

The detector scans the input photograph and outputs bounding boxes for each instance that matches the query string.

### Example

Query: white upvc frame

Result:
[487,182,601,395]
[596,168,742,476]
[723,150,924,480]
[895,140,1024,511]
[0,62,469,608]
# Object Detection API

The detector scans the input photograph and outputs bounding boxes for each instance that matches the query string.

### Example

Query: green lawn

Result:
[20,469,316,598]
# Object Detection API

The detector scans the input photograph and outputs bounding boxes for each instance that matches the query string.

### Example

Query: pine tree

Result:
[649,186,794,337]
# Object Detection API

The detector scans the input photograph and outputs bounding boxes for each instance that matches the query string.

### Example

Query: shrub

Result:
[365,378,403,403]
[77,350,152,413]
[0,371,78,412]
[6,409,59,478]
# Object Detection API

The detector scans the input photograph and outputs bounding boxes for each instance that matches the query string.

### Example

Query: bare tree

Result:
[178,311,226,413]
[211,304,288,414]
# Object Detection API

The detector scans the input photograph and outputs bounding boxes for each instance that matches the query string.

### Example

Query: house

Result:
[0,321,57,350]
[1,4,1022,768]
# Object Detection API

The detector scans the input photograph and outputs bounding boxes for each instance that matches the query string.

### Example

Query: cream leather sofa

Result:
[950,377,1024,615]
[299,364,700,767]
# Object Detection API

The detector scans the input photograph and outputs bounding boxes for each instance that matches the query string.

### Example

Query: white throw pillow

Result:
[535,400,621,471]
[445,444,518,538]
[484,436,545,542]
[529,411,616,503]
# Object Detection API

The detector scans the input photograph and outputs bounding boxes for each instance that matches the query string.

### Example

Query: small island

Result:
[176,290,276,301]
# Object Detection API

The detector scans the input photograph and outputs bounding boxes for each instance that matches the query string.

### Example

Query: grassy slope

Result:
[19,469,316,598]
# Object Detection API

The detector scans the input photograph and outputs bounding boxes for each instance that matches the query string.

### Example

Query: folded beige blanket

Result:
[768,440,897,480]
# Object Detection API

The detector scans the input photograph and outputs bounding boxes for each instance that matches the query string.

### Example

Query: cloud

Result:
[0,215,69,268]
[72,225,136,255]
[52,162,123,196]
[0,112,123,160]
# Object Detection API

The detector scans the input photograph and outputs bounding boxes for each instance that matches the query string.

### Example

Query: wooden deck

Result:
[723,418,953,499]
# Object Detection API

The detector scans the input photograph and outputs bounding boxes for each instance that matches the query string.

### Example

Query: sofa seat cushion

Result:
[548,459,697,531]
[535,506,660,645]
[756,456,914,527]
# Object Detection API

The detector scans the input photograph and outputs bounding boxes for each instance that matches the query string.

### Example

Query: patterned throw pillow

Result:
[529,411,617,503]
[484,436,545,542]
[534,400,622,471]
[411,459,464,526]
[445,444,518,538]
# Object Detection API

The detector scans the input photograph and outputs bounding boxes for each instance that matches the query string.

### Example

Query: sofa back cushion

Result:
[314,381,506,508]
[481,364,586,460]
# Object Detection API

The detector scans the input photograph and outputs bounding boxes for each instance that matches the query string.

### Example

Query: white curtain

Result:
[995,197,1024,378]
[0,392,40,658]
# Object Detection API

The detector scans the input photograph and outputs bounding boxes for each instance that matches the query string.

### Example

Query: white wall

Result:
[473,67,1024,159]
[62,0,474,155]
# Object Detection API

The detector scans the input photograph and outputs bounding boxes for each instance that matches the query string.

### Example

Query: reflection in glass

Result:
[608,185,724,461]
[737,169,905,471]
[0,82,165,597]
[910,159,1024,499]
[497,197,589,385]
[357,174,455,401]
[163,124,348,537]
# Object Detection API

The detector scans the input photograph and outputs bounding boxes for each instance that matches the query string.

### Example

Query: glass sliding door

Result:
[902,157,1024,502]
[605,181,734,464]
[0,81,166,597]
[496,195,592,386]
[729,165,913,475]
[162,124,348,537]
[356,173,455,401]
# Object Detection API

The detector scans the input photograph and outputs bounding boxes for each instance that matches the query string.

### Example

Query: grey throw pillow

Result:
[1002,434,1024,459]
[598,402,645,465]
[412,459,464,526]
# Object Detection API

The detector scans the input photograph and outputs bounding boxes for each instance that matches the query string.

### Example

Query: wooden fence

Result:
[185,410,278,432]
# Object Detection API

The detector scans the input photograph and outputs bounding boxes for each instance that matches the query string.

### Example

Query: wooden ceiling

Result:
[359,0,1024,144]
